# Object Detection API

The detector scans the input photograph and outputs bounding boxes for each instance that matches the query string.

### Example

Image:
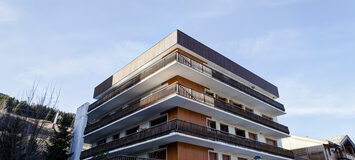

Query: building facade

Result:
[79,30,294,160]
[282,135,355,160]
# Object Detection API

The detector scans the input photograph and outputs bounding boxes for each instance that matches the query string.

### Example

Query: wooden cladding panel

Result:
[93,76,113,98]
[166,107,208,126]
[163,76,208,93]
[166,142,209,160]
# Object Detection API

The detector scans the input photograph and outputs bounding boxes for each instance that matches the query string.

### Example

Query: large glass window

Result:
[207,120,216,129]
[235,128,245,137]
[126,126,139,135]
[220,123,229,133]
[113,133,120,140]
[150,115,167,127]
[148,149,166,159]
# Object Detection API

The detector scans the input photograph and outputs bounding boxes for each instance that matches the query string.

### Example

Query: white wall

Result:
[69,103,89,160]
[281,135,328,150]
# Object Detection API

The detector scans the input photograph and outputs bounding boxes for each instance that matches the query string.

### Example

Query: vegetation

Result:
[46,113,73,160]
[0,83,75,160]
[0,93,75,126]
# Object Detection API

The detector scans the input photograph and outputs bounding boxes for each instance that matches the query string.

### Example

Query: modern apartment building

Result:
[282,135,355,160]
[79,30,294,160]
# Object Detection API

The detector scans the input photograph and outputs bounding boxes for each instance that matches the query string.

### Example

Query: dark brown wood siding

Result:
[93,75,113,98]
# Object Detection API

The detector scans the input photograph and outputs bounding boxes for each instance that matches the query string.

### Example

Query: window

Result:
[235,128,245,137]
[209,152,218,160]
[126,126,139,135]
[248,132,257,141]
[245,107,254,113]
[216,95,227,102]
[97,138,106,146]
[220,123,229,133]
[262,114,273,121]
[238,158,247,160]
[230,100,243,109]
[222,154,230,160]
[113,133,120,140]
[206,90,215,97]
[207,120,216,129]
[150,115,167,127]
[266,138,277,146]
[148,149,166,159]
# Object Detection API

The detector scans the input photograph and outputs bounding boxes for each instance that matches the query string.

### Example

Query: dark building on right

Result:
[282,134,355,160]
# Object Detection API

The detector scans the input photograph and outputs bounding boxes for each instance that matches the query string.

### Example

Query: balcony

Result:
[87,51,285,121]
[81,119,294,160]
[84,83,289,142]
[104,154,162,160]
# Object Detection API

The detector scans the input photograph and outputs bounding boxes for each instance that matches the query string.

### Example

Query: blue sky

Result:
[1,0,354,141]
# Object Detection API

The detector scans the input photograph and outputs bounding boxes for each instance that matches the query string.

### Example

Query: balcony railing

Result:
[81,119,294,159]
[84,83,177,134]
[88,52,177,112]
[176,53,284,111]
[84,83,289,136]
[106,155,163,160]
[88,51,284,113]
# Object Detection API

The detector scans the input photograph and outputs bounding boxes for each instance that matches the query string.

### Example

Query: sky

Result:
[1,0,354,141]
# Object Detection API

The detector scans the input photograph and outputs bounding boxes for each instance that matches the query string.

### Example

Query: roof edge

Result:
[176,30,279,98]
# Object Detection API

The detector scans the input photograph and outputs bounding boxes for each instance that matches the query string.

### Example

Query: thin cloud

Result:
[0,1,18,22]
[215,29,303,60]
[16,41,149,84]
[277,74,355,117]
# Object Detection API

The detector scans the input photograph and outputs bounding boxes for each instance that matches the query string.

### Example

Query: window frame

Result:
[248,132,258,141]
[235,127,246,137]
[220,123,229,133]
[150,114,168,127]
[126,126,139,136]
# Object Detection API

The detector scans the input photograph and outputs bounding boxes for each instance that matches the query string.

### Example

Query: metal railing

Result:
[107,155,163,160]
[84,83,178,134]
[88,51,284,113]
[84,83,289,135]
[81,119,294,159]
[176,53,284,111]
[88,52,177,112]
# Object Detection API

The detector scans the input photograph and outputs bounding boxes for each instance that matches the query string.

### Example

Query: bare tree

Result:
[0,80,61,160]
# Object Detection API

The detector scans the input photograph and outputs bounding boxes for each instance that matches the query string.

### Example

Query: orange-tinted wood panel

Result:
[163,76,208,93]
[165,107,209,126]
[165,142,210,160]
[165,143,178,160]
[177,142,209,160]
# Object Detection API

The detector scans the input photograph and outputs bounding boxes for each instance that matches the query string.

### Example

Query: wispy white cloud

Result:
[215,29,304,60]
[277,74,355,117]
[0,1,18,22]
[187,0,304,19]
[16,41,149,84]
